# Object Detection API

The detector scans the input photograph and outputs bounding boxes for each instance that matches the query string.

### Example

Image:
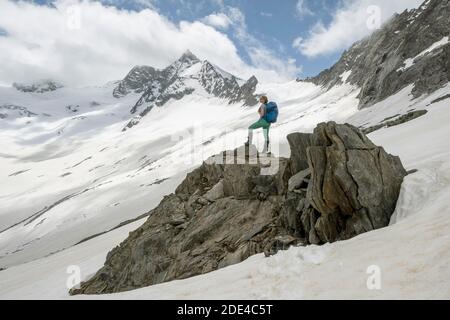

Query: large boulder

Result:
[300,122,407,243]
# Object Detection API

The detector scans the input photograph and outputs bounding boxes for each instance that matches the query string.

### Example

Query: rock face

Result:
[112,66,160,98]
[71,122,407,295]
[293,122,407,244]
[362,110,428,134]
[305,0,449,109]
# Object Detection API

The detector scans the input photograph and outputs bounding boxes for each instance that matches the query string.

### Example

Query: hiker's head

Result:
[260,96,268,104]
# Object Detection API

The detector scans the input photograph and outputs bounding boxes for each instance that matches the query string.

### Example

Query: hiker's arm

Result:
[259,105,266,117]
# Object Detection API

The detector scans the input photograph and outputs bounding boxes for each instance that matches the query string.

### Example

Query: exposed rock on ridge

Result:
[305,0,449,108]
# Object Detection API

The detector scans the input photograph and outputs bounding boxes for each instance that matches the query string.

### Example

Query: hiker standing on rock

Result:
[246,96,279,154]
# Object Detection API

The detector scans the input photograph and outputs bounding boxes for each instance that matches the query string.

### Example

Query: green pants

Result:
[248,118,270,146]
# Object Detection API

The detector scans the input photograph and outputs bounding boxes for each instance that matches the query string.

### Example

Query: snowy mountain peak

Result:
[179,50,200,64]
[119,52,259,130]
[13,79,63,94]
[163,51,201,81]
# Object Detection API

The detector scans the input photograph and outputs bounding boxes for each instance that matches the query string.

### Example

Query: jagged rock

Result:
[175,161,224,196]
[204,180,224,202]
[288,168,311,192]
[287,133,313,174]
[306,0,449,108]
[113,66,159,98]
[70,194,284,295]
[302,122,407,243]
[279,192,304,237]
[229,76,259,106]
[264,235,300,257]
[251,175,277,201]
[71,122,406,295]
[222,164,261,200]
[252,158,292,201]
[70,146,290,295]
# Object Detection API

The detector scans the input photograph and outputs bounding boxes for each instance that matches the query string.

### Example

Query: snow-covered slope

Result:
[0,81,448,299]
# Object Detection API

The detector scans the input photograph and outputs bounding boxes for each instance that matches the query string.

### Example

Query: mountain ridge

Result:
[114,50,259,131]
[305,0,449,109]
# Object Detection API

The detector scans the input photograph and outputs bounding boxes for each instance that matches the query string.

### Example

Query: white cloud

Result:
[202,13,232,30]
[296,0,314,19]
[100,0,156,10]
[221,7,302,81]
[0,0,296,87]
[294,0,424,57]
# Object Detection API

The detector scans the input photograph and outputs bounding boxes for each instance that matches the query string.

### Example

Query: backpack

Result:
[264,102,279,124]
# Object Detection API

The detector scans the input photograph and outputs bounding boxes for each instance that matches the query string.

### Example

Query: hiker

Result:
[246,96,279,154]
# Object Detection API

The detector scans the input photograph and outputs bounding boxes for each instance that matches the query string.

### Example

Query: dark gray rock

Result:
[287,133,313,174]
[71,122,406,295]
[362,110,428,134]
[204,180,225,202]
[113,66,160,98]
[302,122,407,243]
[13,80,63,93]
[430,94,450,104]
[229,76,259,106]
[223,164,261,199]
[288,168,311,192]
[0,105,37,119]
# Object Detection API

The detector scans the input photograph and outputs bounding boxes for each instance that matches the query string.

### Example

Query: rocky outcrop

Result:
[295,122,407,244]
[362,110,428,134]
[71,122,407,295]
[70,146,291,295]
[13,80,63,94]
[0,105,37,119]
[306,0,449,108]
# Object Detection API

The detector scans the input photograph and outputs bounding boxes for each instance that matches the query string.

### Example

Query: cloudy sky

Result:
[0,0,424,86]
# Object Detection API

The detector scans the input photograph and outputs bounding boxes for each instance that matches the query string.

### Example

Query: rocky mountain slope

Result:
[13,80,63,94]
[306,0,449,108]
[114,51,259,131]
[71,122,407,295]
